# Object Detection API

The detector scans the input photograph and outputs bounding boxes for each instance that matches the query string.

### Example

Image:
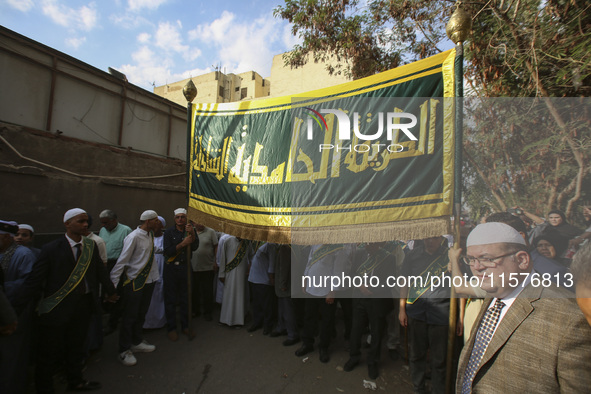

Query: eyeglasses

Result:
[461,251,517,268]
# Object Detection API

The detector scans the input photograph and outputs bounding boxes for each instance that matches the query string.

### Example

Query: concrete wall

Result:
[0,26,187,160]
[0,123,186,241]
[0,26,188,238]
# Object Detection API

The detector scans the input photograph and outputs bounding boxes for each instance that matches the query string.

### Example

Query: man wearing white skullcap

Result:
[0,221,36,303]
[63,208,87,223]
[463,222,528,299]
[163,208,198,341]
[456,222,591,393]
[15,224,41,258]
[0,220,37,393]
[110,210,161,366]
[174,208,187,216]
[143,216,167,329]
[14,209,117,392]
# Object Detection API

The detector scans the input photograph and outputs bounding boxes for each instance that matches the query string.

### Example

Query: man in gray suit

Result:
[456,222,591,393]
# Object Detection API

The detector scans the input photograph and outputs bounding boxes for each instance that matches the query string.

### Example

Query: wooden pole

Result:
[183,80,197,339]
[445,2,471,392]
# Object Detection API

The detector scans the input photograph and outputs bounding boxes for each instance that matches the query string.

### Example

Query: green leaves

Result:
[275,0,590,221]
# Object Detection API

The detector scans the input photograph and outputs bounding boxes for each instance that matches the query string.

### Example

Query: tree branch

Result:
[463,147,507,211]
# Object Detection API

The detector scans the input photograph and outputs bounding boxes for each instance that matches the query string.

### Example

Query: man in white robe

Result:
[143,216,166,329]
[214,234,230,304]
[218,236,254,327]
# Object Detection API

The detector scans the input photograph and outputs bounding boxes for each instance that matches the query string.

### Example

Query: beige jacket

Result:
[456,283,591,393]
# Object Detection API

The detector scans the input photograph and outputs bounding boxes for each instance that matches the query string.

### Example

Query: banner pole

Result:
[183,80,197,339]
[445,2,471,393]
[445,42,463,394]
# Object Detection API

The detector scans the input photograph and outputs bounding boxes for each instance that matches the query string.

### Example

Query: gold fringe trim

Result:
[188,208,450,245]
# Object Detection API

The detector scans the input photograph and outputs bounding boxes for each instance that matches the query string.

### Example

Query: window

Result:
[219,86,224,98]
[241,87,247,100]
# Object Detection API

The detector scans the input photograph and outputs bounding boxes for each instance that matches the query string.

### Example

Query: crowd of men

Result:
[0,206,590,393]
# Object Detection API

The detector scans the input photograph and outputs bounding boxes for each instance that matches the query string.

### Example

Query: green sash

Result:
[166,229,192,263]
[124,232,155,291]
[357,247,391,276]
[38,237,94,314]
[251,241,264,254]
[406,248,449,304]
[166,248,183,263]
[224,240,249,273]
[308,244,344,268]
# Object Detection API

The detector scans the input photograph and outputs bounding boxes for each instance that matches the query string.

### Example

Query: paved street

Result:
[69,308,415,394]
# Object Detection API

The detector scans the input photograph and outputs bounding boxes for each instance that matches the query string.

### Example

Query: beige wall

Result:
[154,71,270,106]
[154,52,348,106]
[267,53,351,98]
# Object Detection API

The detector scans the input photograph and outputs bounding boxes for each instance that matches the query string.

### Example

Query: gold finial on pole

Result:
[446,1,472,45]
[183,79,197,102]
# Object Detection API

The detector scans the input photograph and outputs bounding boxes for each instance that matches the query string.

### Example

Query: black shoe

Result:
[319,347,330,363]
[389,348,399,362]
[343,358,359,372]
[247,324,262,333]
[295,344,313,357]
[263,327,271,335]
[67,380,102,391]
[283,338,300,346]
[368,363,379,380]
[270,330,287,337]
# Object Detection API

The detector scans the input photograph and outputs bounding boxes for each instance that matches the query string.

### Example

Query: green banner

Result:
[188,50,456,244]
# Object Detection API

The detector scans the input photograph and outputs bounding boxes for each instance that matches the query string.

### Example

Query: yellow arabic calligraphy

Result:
[192,98,439,186]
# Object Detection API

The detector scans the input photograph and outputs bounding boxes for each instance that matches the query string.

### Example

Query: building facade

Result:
[154,53,351,106]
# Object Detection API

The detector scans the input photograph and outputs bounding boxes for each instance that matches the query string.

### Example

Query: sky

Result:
[0,0,302,91]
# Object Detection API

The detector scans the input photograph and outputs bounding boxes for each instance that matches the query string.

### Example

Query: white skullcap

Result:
[467,222,526,247]
[18,224,34,233]
[174,208,187,216]
[158,216,166,227]
[140,210,158,220]
[99,210,111,218]
[63,208,87,223]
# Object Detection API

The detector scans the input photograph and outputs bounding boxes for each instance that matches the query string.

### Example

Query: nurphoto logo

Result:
[304,107,418,153]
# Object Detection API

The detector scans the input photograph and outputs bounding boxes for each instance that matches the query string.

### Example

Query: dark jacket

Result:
[163,226,199,264]
[15,235,115,326]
